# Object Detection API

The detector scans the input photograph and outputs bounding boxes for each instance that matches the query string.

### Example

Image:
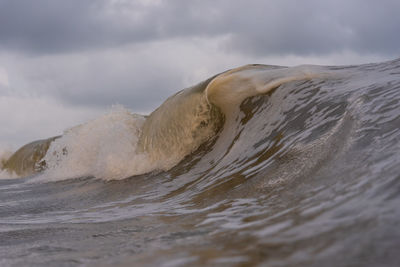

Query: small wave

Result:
[0,149,17,179]
[0,149,13,167]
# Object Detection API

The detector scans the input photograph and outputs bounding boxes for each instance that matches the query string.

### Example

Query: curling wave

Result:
[1,59,400,266]
[2,64,333,180]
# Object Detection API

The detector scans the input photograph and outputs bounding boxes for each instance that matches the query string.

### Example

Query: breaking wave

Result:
[1,59,400,266]
[3,64,334,181]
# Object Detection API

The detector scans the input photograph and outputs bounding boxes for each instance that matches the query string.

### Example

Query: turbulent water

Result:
[1,59,400,266]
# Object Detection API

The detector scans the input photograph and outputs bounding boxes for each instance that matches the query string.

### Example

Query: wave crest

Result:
[1,64,338,180]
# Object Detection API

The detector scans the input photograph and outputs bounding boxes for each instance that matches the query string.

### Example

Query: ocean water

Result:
[1,59,400,266]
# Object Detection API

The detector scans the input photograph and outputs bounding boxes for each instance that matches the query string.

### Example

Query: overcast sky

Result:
[0,0,399,148]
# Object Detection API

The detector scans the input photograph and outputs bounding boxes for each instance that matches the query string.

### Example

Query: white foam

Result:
[37,106,156,181]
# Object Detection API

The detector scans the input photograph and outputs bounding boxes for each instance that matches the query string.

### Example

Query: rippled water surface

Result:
[1,60,400,266]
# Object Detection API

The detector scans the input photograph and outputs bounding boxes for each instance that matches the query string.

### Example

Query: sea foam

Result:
[38,106,150,181]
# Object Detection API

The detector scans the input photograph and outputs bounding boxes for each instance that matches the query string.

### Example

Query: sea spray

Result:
[39,106,147,180]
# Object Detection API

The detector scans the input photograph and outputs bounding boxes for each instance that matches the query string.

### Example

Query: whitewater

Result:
[1,59,400,266]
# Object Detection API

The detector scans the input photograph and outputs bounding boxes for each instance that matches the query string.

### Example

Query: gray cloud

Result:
[225,0,400,57]
[53,63,182,112]
[1,0,399,147]
[0,0,399,57]
[0,0,226,54]
[0,39,236,113]
[0,0,102,53]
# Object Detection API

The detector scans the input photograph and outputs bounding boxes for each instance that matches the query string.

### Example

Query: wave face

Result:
[1,60,400,266]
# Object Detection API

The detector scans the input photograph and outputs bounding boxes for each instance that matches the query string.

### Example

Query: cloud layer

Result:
[1,0,399,56]
[0,0,399,147]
